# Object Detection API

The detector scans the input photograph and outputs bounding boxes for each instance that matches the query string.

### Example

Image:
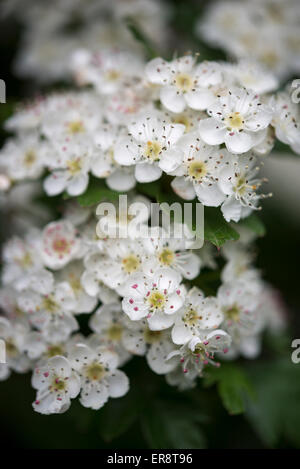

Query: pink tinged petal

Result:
[135,163,162,183]
[198,118,227,145]
[160,86,186,113]
[224,131,253,154]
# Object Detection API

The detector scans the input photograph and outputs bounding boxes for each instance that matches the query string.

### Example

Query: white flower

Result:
[199,87,272,154]
[170,132,226,206]
[217,281,262,338]
[271,90,300,155]
[218,153,268,222]
[0,133,46,181]
[225,60,278,94]
[114,113,185,182]
[41,220,81,269]
[71,48,144,95]
[18,281,78,341]
[41,91,102,142]
[32,356,80,414]
[56,261,97,314]
[44,139,93,196]
[142,226,201,280]
[1,230,43,286]
[92,124,136,191]
[122,268,185,330]
[171,287,224,345]
[0,317,32,379]
[69,344,129,410]
[146,56,222,113]
[89,303,132,366]
[81,251,120,303]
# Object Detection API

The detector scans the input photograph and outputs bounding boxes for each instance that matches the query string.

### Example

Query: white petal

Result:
[44,172,68,196]
[67,174,89,196]
[198,118,226,145]
[147,311,175,330]
[224,131,253,154]
[185,89,216,111]
[135,163,162,183]
[159,148,183,173]
[114,138,140,166]
[160,86,186,113]
[171,176,196,200]
[195,182,225,206]
[108,370,129,398]
[145,57,171,84]
[106,169,136,191]
[172,324,192,345]
[221,196,242,222]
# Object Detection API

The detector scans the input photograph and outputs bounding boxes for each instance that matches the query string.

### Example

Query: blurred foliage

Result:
[0,0,300,450]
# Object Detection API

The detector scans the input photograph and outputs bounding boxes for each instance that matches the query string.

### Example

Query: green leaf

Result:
[204,207,240,248]
[204,363,255,415]
[141,401,206,449]
[235,213,266,237]
[98,391,140,442]
[77,177,122,207]
[246,358,300,447]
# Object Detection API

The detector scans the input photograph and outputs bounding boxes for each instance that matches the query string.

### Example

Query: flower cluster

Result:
[196,0,300,79]
[1,55,298,225]
[0,48,290,415]
[0,200,285,412]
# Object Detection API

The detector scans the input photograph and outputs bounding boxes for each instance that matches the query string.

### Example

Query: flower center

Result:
[16,252,33,268]
[188,160,207,181]
[175,73,193,92]
[107,323,123,341]
[224,304,240,322]
[233,176,247,196]
[183,309,202,325]
[67,120,85,134]
[144,141,162,161]
[69,274,82,293]
[47,345,65,358]
[173,114,191,132]
[122,254,140,274]
[144,328,162,344]
[52,238,70,254]
[24,150,36,167]
[159,248,174,266]
[52,377,67,392]
[6,339,18,358]
[105,69,121,81]
[66,158,83,175]
[42,295,59,313]
[86,362,106,381]
[226,112,244,131]
[148,291,166,310]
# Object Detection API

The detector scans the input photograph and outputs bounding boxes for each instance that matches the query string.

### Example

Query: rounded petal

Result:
[160,86,186,113]
[67,174,89,196]
[44,172,68,196]
[108,370,129,398]
[135,163,162,183]
[106,169,136,191]
[171,176,196,200]
[198,118,226,145]
[224,131,253,154]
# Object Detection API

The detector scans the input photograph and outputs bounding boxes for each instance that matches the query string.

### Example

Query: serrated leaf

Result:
[204,207,240,248]
[204,363,255,415]
[77,178,121,207]
[236,213,266,237]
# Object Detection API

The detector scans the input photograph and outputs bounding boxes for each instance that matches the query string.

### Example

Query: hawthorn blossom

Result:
[114,113,185,182]
[199,87,273,154]
[145,56,223,113]
[41,220,81,269]
[32,356,80,414]
[69,344,129,410]
[122,268,185,330]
